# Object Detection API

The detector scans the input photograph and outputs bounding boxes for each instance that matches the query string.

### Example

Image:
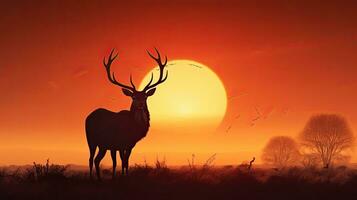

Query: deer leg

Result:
[119,149,125,175]
[94,148,107,180]
[124,148,132,175]
[88,145,96,179]
[110,150,117,179]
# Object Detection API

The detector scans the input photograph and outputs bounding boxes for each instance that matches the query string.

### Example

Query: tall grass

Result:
[0,159,357,200]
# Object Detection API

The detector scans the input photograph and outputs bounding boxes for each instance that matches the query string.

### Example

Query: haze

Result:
[0,0,356,165]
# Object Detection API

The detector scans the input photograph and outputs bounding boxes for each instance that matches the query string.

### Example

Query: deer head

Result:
[103,48,168,111]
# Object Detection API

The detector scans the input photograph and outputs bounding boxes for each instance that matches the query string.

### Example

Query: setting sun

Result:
[1,1,357,198]
[139,60,227,131]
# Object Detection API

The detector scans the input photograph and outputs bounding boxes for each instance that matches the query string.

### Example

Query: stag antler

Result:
[103,49,136,91]
[143,48,168,91]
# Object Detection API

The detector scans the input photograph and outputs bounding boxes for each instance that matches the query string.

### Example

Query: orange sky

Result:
[0,0,357,166]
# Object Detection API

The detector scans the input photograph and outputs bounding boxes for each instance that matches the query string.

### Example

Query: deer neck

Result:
[130,105,150,133]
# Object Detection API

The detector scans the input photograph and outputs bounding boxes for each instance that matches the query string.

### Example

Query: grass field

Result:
[0,160,357,200]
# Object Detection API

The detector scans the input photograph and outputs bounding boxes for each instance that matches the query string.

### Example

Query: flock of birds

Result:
[225,94,289,133]
[155,62,283,134]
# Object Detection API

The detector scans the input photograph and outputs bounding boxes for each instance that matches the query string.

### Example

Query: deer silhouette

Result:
[85,48,168,180]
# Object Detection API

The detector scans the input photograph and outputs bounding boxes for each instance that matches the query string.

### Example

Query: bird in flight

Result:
[250,106,262,126]
[189,63,202,69]
[225,125,232,133]
[249,106,275,126]
[226,114,240,133]
[228,92,248,101]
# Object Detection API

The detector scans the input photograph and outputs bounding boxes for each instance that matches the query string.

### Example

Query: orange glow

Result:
[0,1,357,165]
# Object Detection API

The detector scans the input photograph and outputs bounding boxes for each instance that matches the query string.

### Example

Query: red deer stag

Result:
[85,48,168,180]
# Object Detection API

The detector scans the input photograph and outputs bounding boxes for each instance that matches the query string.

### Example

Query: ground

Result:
[0,161,357,200]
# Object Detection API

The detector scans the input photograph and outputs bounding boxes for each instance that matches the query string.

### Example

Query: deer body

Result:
[86,108,149,150]
[85,49,168,180]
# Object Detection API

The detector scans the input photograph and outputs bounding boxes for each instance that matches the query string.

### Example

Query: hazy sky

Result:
[0,0,357,165]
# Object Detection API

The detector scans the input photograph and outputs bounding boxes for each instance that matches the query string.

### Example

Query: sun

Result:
[139,60,227,132]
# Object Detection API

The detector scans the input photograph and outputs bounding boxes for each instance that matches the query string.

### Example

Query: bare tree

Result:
[301,153,319,169]
[299,114,354,168]
[261,136,301,168]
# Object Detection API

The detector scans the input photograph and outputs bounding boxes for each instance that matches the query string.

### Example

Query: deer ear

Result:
[146,88,156,96]
[122,88,133,96]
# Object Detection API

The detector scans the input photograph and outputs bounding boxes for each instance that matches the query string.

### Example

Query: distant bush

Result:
[262,136,301,169]
[30,159,68,182]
